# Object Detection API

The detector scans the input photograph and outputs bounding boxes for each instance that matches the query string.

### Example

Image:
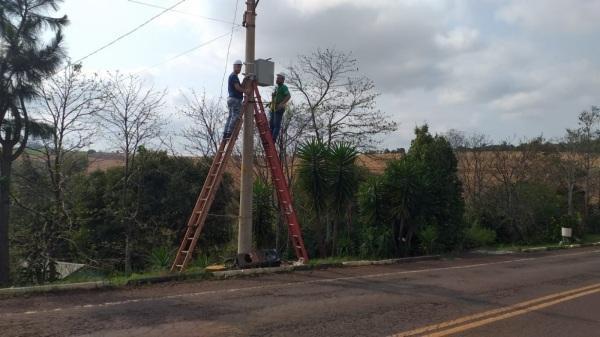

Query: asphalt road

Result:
[1,247,599,337]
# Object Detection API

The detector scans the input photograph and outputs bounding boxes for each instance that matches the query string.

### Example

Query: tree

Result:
[297,139,360,256]
[566,107,600,227]
[69,149,235,273]
[14,64,105,281]
[180,89,224,157]
[287,48,397,149]
[327,142,359,255]
[297,139,330,256]
[277,103,310,187]
[99,72,165,274]
[381,157,424,255]
[358,126,464,256]
[252,179,275,249]
[444,129,490,214]
[36,65,105,221]
[554,134,585,217]
[0,0,68,285]
[487,138,544,241]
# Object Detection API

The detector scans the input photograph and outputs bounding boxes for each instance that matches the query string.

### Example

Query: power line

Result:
[219,0,242,99]
[127,0,241,26]
[135,29,241,74]
[72,0,189,65]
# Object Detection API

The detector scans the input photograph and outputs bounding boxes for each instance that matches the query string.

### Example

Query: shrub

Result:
[146,246,174,270]
[464,223,496,248]
[418,225,439,254]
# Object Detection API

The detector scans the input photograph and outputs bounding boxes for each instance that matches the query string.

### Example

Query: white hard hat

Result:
[233,59,243,65]
[276,72,285,78]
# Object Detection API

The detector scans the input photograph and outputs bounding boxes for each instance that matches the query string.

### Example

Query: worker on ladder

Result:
[223,59,249,139]
[269,72,291,142]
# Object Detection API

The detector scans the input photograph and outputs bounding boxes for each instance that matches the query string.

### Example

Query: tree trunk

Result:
[123,154,131,275]
[568,182,574,216]
[0,156,12,285]
[125,233,132,275]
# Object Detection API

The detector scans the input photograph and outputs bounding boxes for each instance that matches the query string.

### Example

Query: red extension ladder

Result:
[171,81,308,272]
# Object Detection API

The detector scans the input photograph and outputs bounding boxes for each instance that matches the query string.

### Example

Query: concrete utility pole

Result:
[238,0,256,254]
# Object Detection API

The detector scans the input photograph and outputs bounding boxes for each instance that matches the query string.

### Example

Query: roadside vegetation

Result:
[2,0,600,287]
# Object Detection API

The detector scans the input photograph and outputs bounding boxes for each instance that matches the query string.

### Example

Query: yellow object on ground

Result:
[205,264,227,272]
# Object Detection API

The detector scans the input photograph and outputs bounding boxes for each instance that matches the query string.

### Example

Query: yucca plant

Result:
[297,139,330,255]
[297,139,360,256]
[326,142,358,254]
[146,246,174,271]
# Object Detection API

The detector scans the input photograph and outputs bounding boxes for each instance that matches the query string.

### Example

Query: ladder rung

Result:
[176,264,183,268]
[181,250,189,254]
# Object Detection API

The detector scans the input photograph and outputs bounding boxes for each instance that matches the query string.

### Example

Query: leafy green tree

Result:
[479,181,563,244]
[98,73,165,274]
[0,0,68,285]
[10,152,87,283]
[124,148,235,271]
[381,157,425,255]
[406,125,465,250]
[253,179,275,249]
[358,125,464,256]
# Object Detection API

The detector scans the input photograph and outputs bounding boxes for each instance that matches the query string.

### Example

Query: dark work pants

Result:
[269,107,285,142]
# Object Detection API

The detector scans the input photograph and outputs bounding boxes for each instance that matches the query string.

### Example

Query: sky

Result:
[55,0,600,150]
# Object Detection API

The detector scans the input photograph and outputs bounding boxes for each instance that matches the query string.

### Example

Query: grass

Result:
[478,233,600,252]
[307,256,360,266]
[10,233,600,291]
[53,268,211,287]
[582,233,600,243]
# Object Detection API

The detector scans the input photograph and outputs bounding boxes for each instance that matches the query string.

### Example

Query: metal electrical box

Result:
[255,59,274,86]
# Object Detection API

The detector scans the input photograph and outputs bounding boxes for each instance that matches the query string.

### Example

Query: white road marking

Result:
[2,249,598,317]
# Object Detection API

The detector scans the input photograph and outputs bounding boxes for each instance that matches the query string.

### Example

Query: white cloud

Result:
[435,27,480,52]
[496,0,600,33]
[437,88,469,105]
[57,0,600,149]
[490,91,542,113]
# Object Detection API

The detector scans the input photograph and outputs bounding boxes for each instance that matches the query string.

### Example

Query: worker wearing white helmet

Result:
[223,59,247,139]
[269,72,291,142]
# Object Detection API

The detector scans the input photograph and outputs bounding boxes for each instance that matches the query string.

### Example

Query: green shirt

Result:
[271,84,290,109]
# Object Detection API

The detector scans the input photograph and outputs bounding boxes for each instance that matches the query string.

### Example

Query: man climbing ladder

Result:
[171,79,309,273]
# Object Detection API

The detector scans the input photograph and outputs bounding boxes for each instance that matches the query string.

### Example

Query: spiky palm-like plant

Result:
[327,142,358,254]
[298,140,360,256]
[297,139,329,255]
